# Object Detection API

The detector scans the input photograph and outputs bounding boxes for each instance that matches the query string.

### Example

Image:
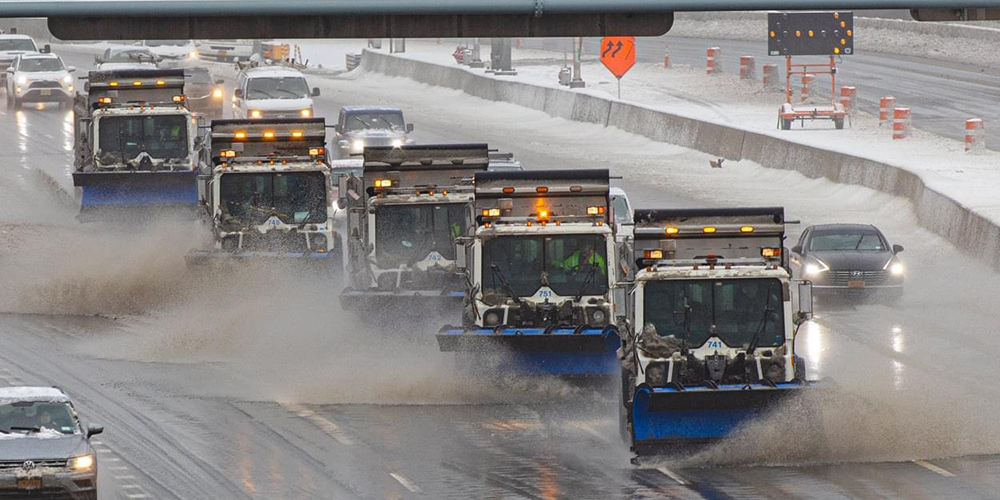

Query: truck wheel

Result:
[834,117,845,130]
[781,118,793,130]
[12,97,22,109]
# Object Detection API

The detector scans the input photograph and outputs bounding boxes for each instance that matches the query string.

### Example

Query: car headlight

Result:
[803,259,830,277]
[62,75,72,85]
[889,262,904,276]
[300,108,312,118]
[70,454,95,471]
[188,50,198,59]
[351,139,364,151]
[391,139,403,147]
[16,75,26,85]
[212,88,223,99]
[249,109,262,119]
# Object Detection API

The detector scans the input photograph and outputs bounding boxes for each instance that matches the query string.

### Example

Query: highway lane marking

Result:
[389,472,422,493]
[115,475,136,480]
[283,403,354,446]
[656,467,689,485]
[913,460,956,477]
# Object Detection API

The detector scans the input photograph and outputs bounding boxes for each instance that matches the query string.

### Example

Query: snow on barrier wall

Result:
[361,49,1000,270]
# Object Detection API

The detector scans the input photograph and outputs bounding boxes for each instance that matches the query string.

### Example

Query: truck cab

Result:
[333,106,414,158]
[72,69,203,221]
[338,144,486,322]
[619,207,816,452]
[436,169,622,377]
[186,118,339,270]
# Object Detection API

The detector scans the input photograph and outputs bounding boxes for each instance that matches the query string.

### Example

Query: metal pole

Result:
[568,36,585,88]
[618,78,621,99]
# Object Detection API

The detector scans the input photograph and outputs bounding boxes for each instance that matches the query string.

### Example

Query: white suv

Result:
[233,65,319,120]
[0,34,45,86]
[5,53,75,108]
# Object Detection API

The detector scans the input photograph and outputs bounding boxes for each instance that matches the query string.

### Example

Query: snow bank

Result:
[358,44,1000,270]
[0,386,67,403]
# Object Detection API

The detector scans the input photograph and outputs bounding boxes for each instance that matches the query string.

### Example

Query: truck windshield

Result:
[482,234,608,298]
[0,401,79,435]
[375,203,466,267]
[0,39,36,52]
[246,76,309,100]
[643,279,784,349]
[18,58,63,72]
[344,112,405,132]
[219,172,327,225]
[98,115,189,161]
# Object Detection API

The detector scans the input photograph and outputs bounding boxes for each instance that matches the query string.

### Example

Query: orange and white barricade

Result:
[892,107,911,140]
[663,42,670,68]
[966,118,985,152]
[879,96,896,127]
[840,86,856,115]
[799,74,814,104]
[706,47,722,75]
[739,55,755,80]
[762,63,780,90]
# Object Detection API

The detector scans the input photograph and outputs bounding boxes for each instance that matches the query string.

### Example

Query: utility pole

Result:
[569,37,585,88]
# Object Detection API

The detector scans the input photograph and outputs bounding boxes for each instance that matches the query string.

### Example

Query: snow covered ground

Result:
[335,39,1000,234]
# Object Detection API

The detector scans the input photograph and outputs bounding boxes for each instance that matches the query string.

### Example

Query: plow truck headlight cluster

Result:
[300,108,312,118]
[391,139,404,147]
[352,139,365,151]
[484,309,502,326]
[249,109,262,119]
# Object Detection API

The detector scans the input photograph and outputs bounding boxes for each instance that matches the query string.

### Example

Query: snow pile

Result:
[0,386,67,403]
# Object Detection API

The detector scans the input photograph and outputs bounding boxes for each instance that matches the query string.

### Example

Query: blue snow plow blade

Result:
[73,170,199,221]
[436,326,621,376]
[631,381,814,449]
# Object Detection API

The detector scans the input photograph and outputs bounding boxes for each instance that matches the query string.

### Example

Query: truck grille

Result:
[827,270,889,286]
[240,231,309,253]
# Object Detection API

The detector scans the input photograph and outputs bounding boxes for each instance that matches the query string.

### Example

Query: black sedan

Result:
[791,224,904,299]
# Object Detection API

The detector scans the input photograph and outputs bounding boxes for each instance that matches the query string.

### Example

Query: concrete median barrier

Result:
[361,48,1000,271]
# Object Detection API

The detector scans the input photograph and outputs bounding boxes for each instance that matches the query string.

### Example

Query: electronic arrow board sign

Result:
[768,11,854,56]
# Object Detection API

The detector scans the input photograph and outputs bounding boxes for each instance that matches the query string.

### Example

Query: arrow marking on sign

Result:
[602,41,614,57]
[612,41,623,57]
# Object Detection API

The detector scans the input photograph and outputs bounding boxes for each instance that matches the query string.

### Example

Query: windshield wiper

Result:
[573,261,599,302]
[9,426,40,433]
[275,88,305,98]
[745,287,775,357]
[250,90,277,99]
[489,263,522,306]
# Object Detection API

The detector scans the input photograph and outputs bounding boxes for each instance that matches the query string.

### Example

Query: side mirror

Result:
[67,66,76,73]
[333,124,342,133]
[311,87,321,97]
[794,281,813,325]
[406,123,414,133]
[454,241,467,271]
[892,244,904,254]
[791,245,803,255]
[233,88,243,99]
[86,424,104,438]
[4,67,12,74]
[216,79,225,85]
[42,44,51,53]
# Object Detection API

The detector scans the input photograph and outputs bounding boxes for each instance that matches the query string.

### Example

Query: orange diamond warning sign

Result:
[600,36,636,79]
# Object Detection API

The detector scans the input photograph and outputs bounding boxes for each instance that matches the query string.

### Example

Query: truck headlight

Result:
[310,234,327,252]
[188,50,199,59]
[249,109,262,119]
[391,139,403,148]
[351,139,364,151]
[300,108,312,118]
[484,309,503,327]
[212,88,224,99]
[70,454,95,471]
[587,307,608,326]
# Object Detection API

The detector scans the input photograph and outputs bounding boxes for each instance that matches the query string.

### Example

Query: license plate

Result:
[17,478,42,489]
[218,50,228,55]
[848,280,866,288]
[40,89,51,96]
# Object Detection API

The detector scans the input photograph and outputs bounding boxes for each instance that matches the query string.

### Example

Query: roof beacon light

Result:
[220,150,236,158]
[536,186,549,194]
[97,97,112,104]
[740,226,755,233]
[703,226,718,234]
[481,208,501,217]
[156,80,166,86]
[291,130,304,139]
[374,179,393,188]
[502,187,515,194]
[587,206,606,215]
[308,147,325,156]
[262,131,275,140]
[665,227,679,235]
[108,81,119,87]
[133,80,142,86]
[172,95,185,102]
[643,250,664,259]
[538,209,550,221]
[234,131,246,140]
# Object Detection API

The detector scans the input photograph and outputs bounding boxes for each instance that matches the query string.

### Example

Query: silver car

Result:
[0,387,102,500]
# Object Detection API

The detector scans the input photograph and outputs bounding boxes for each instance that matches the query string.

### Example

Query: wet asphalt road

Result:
[1,46,1000,499]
